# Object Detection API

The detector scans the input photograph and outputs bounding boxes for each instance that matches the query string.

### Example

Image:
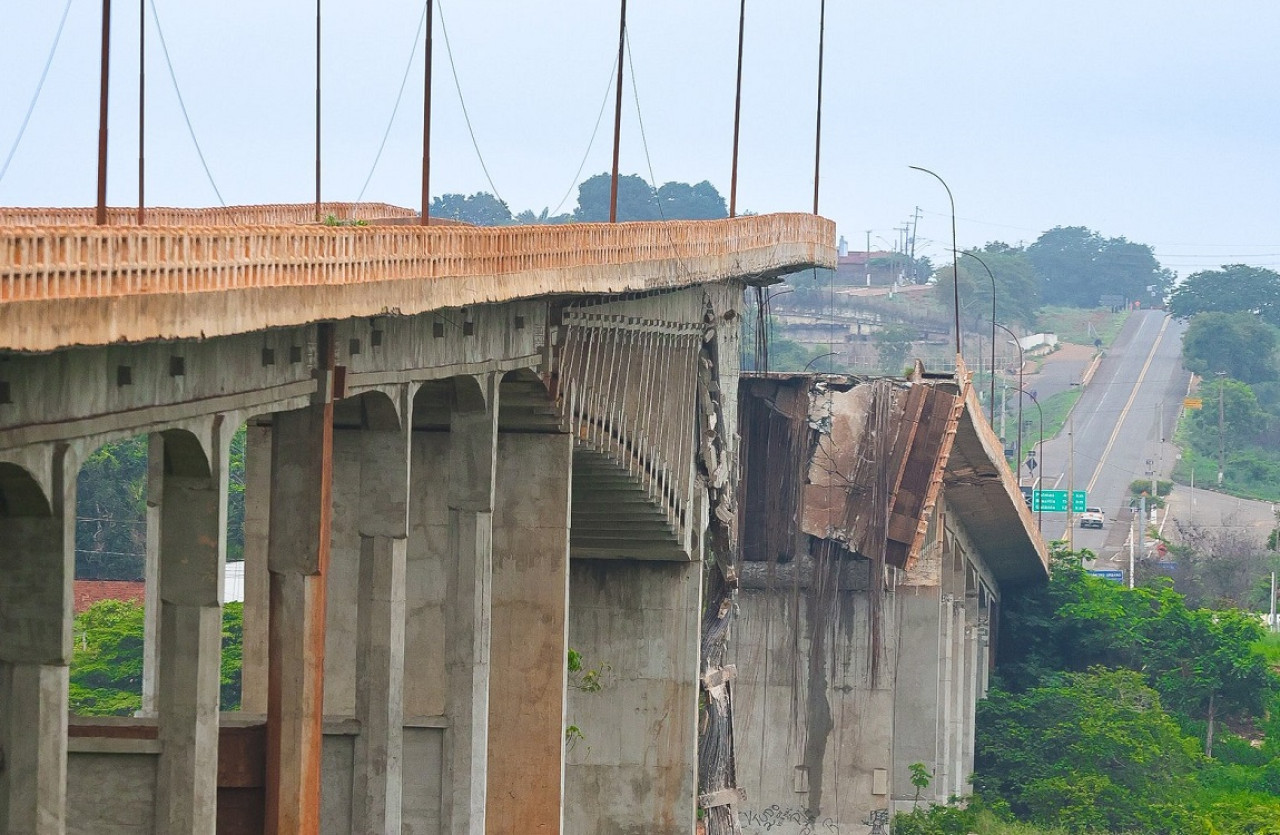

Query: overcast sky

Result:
[2,1,1277,277]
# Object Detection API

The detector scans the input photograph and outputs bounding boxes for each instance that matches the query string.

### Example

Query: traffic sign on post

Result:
[1071,490,1087,512]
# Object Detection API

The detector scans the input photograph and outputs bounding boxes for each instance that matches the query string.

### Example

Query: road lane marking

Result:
[1056,314,1172,543]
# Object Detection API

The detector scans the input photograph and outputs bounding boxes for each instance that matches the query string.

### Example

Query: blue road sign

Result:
[1087,569,1125,583]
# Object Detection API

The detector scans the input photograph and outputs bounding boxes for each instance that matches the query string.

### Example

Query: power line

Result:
[149,0,224,205]
[436,0,504,204]
[0,0,74,189]
[356,1,429,203]
[548,54,618,217]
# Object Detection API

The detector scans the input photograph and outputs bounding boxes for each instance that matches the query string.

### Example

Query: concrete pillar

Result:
[0,452,72,835]
[351,406,411,834]
[151,428,228,834]
[487,431,572,834]
[443,375,499,835]
[240,422,272,714]
[266,398,334,835]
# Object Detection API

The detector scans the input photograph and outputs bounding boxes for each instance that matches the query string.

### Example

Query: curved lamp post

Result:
[909,166,960,359]
[991,320,1025,480]
[959,250,997,424]
[1012,385,1044,533]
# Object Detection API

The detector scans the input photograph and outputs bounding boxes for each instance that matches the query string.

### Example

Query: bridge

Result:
[0,205,833,833]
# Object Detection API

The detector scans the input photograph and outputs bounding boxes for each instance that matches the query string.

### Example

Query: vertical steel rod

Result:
[96,0,113,226]
[421,0,434,225]
[609,0,627,223]
[729,0,746,218]
[812,0,826,215]
[315,0,322,222]
[137,0,145,224]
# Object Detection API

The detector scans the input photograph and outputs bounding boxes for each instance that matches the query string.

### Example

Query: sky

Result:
[2,1,1278,278]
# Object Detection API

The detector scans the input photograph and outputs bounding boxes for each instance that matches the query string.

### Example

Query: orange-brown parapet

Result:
[0,211,834,352]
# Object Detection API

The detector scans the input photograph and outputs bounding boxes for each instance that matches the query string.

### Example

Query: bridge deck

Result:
[0,206,833,352]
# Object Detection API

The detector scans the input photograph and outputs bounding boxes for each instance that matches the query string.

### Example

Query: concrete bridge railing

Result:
[0,201,418,227]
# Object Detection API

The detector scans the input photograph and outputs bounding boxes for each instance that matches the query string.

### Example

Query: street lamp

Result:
[959,250,997,425]
[991,320,1024,479]
[909,166,960,360]
[1013,385,1044,533]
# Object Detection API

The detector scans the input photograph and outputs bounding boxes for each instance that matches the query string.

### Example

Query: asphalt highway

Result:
[1030,310,1190,562]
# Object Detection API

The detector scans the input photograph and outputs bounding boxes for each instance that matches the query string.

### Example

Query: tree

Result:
[1186,377,1267,458]
[429,192,513,225]
[1028,227,1171,308]
[76,436,149,580]
[873,324,917,374]
[573,173,660,222]
[69,599,246,716]
[932,244,1040,329]
[1169,265,1280,326]
[69,600,146,716]
[1182,312,1278,383]
[975,669,1200,833]
[656,180,727,220]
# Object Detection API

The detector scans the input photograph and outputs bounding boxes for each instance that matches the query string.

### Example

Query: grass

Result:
[1037,306,1129,347]
[1039,387,1082,442]
[1255,632,1280,669]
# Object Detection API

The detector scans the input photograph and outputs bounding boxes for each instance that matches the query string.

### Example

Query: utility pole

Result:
[1068,412,1075,551]
[1271,571,1277,633]
[1129,510,1137,590]
[1217,372,1227,487]
[865,230,872,287]
[608,0,627,223]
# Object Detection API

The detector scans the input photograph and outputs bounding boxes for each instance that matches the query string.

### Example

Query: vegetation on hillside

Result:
[898,548,1280,834]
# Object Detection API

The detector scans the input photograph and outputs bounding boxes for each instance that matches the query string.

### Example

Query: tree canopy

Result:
[429,192,513,226]
[1182,312,1277,383]
[932,245,1041,329]
[573,173,727,223]
[1170,265,1280,326]
[1028,226,1173,308]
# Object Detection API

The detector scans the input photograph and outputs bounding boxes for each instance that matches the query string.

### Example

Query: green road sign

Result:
[1031,489,1088,512]
[1032,489,1067,512]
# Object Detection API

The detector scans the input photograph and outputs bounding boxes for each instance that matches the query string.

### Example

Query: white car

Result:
[1079,507,1105,529]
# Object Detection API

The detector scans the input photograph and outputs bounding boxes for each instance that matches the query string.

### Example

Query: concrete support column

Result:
[487,431,572,834]
[240,422,272,714]
[443,375,499,835]
[0,451,72,835]
[266,396,334,835]
[351,408,411,834]
[151,428,229,835]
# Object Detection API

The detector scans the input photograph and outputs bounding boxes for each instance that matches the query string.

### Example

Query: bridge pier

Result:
[151,425,229,834]
[0,452,72,835]
[265,392,335,834]
[487,426,573,833]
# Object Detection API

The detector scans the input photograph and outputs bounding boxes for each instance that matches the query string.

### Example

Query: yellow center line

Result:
[1058,315,1172,543]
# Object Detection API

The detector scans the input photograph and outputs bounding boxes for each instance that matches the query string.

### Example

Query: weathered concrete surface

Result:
[487,431,572,833]
[564,559,701,835]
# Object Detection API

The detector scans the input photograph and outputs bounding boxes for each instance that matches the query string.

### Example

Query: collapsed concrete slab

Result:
[731,367,1047,833]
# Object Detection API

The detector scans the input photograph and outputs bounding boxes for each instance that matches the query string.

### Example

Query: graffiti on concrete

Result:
[862,808,889,834]
[739,805,842,834]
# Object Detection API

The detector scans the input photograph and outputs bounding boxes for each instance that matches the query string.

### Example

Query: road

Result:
[1029,310,1191,561]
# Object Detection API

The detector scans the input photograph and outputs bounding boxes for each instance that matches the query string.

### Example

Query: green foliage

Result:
[70,600,146,716]
[874,324,918,374]
[69,599,245,716]
[1169,265,1280,327]
[572,173,728,222]
[1182,312,1278,383]
[1029,227,1173,309]
[76,436,148,580]
[221,602,243,711]
[977,669,1201,832]
[322,215,369,226]
[567,647,606,693]
[1185,378,1268,459]
[933,245,1041,329]
[429,192,513,225]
